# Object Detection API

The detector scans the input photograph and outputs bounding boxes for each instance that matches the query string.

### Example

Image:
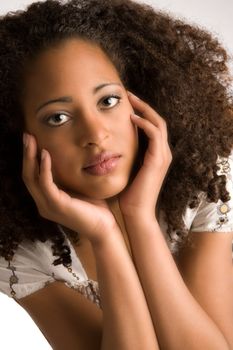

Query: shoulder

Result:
[0,239,56,299]
[184,149,233,234]
[0,236,95,302]
[18,280,102,350]
[13,238,103,349]
[159,150,233,254]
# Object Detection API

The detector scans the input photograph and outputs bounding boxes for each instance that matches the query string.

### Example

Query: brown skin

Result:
[15,37,233,350]
[0,2,232,348]
[21,38,141,255]
[20,38,166,350]
[1,0,233,264]
[22,39,138,200]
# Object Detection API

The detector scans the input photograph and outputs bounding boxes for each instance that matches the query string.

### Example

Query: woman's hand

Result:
[22,134,118,245]
[119,92,172,220]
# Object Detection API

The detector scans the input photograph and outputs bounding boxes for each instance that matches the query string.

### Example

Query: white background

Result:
[0,0,232,349]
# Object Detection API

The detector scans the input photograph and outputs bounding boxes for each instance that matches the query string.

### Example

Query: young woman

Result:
[0,0,232,349]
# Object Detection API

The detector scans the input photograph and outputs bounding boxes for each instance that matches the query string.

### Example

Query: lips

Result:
[83,151,121,169]
[83,151,122,176]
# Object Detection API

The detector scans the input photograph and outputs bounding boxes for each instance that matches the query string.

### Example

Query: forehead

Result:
[22,38,121,104]
[24,38,120,85]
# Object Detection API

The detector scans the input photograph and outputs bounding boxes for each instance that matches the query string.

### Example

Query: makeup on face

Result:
[22,39,139,199]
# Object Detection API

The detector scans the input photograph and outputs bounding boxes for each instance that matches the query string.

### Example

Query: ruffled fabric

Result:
[0,237,101,308]
[159,150,233,254]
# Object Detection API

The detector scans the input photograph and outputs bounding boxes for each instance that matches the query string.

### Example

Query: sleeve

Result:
[0,240,56,300]
[190,151,233,233]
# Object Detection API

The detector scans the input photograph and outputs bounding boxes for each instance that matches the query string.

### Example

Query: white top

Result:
[0,151,233,307]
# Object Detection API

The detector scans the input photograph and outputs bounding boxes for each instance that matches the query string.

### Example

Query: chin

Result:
[88,183,129,200]
[82,175,130,200]
[56,172,130,200]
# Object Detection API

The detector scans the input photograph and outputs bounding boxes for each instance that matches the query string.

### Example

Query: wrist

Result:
[90,222,124,251]
[122,210,158,224]
[123,214,160,234]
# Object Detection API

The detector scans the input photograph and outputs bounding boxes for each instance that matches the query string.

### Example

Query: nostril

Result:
[77,129,109,148]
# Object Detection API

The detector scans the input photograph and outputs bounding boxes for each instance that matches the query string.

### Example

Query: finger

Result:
[39,149,62,202]
[131,114,164,158]
[39,151,103,228]
[128,92,170,159]
[22,133,42,199]
[127,91,168,139]
[131,114,172,172]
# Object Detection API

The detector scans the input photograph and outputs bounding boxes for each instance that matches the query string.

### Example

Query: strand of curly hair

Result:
[0,0,233,267]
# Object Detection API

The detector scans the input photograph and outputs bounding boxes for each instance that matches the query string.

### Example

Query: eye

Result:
[100,95,121,109]
[45,113,71,127]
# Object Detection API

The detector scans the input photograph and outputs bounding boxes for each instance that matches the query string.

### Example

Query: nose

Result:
[76,111,109,148]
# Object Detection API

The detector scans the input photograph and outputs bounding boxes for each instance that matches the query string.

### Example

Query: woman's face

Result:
[22,39,138,199]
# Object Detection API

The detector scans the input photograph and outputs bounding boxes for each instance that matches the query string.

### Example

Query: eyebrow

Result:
[36,82,122,113]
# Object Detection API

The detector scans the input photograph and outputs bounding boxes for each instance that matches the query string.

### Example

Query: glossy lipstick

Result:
[83,152,121,176]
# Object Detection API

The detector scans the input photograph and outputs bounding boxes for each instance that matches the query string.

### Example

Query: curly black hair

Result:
[0,0,233,266]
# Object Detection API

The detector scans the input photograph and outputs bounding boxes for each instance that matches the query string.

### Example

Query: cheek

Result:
[41,141,76,178]
[50,147,74,168]
[50,151,79,187]
[36,135,67,157]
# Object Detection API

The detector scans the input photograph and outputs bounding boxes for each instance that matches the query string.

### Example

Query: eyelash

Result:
[44,94,122,127]
[100,94,121,109]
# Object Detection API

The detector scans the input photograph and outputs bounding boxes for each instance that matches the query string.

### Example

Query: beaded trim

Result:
[6,261,56,300]
[214,203,231,231]
[58,224,101,307]
[216,158,231,176]
[7,261,18,299]
[214,157,231,231]
[66,265,80,280]
[5,224,101,305]
[65,265,101,308]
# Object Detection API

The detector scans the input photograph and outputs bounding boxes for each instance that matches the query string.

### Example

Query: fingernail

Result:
[23,133,29,148]
[131,113,141,118]
[41,149,47,161]
[127,91,140,100]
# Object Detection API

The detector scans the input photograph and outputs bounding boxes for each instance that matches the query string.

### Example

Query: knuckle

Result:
[140,103,149,115]
[152,126,161,137]
[42,194,54,209]
[159,118,167,129]
[37,200,53,219]
[38,208,50,220]
[22,172,31,184]
[44,195,62,214]
[167,151,173,164]
[156,157,165,170]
